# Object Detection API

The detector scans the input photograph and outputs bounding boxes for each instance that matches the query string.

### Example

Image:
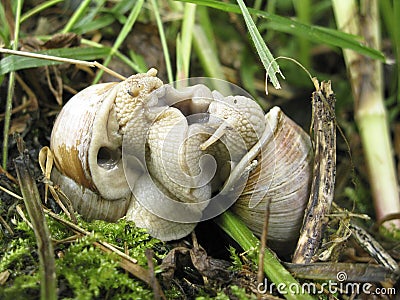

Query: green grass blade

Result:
[92,0,144,83]
[151,0,173,83]
[395,0,400,104]
[192,24,230,94]
[292,0,311,69]
[20,0,63,23]
[0,47,111,75]
[236,0,283,91]
[379,0,400,103]
[73,15,115,35]
[197,6,217,52]
[81,38,145,73]
[62,0,92,33]
[3,72,16,169]
[215,211,315,300]
[111,0,135,15]
[72,0,108,34]
[176,3,196,81]
[177,0,385,61]
[3,0,23,170]
[379,0,394,36]
[193,24,225,80]
[0,3,10,45]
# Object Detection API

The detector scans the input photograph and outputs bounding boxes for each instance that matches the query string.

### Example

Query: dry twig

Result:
[292,80,336,264]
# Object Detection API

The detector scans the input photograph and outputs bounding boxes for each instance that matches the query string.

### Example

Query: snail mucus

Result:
[50,69,313,248]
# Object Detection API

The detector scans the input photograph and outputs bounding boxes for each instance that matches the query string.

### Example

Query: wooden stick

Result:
[285,262,397,283]
[292,80,336,264]
[0,48,127,81]
[14,153,57,300]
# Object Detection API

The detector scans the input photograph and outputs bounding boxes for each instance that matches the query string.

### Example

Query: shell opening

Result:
[97,147,122,170]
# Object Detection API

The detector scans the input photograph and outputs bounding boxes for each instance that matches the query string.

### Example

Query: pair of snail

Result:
[50,69,313,248]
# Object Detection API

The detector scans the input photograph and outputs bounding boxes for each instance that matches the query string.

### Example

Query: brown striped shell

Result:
[230,107,312,247]
[50,82,132,221]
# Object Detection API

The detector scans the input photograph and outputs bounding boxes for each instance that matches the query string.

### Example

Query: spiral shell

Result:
[50,82,131,221]
[231,106,312,246]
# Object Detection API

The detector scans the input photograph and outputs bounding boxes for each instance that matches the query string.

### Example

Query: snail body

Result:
[50,70,312,245]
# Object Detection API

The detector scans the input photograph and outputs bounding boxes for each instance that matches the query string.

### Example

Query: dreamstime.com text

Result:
[257,272,397,296]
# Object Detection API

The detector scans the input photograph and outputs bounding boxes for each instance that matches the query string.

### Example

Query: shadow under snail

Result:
[50,69,313,249]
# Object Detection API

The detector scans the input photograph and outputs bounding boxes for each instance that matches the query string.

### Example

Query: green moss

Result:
[82,218,166,266]
[0,224,40,299]
[57,234,153,299]
[0,237,33,272]
[0,274,40,300]
[379,223,400,241]
[228,246,243,271]
[163,284,185,299]
[230,285,257,300]
[196,292,230,300]
[0,214,168,299]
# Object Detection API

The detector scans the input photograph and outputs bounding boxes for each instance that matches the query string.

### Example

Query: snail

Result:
[50,69,313,246]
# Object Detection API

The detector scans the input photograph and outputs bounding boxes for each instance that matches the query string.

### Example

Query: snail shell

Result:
[50,82,131,221]
[230,107,313,247]
[50,70,312,245]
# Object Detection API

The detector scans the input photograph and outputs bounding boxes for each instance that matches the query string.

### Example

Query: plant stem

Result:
[2,72,15,170]
[14,154,57,300]
[151,0,173,83]
[20,0,63,23]
[2,0,23,170]
[192,25,224,79]
[62,0,91,33]
[293,81,336,264]
[292,0,311,69]
[176,3,196,83]
[379,0,400,103]
[215,211,314,300]
[332,0,400,230]
[81,38,144,73]
[196,6,217,52]
[92,0,144,83]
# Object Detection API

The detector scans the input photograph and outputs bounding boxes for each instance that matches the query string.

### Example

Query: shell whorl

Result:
[231,107,313,244]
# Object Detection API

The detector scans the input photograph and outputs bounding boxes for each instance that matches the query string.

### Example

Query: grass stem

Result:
[21,0,63,24]
[14,154,57,300]
[332,0,400,230]
[2,0,22,170]
[151,0,174,83]
[62,0,91,33]
[292,0,311,69]
[215,211,314,300]
[176,3,196,82]
[192,25,225,80]
[92,0,144,83]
